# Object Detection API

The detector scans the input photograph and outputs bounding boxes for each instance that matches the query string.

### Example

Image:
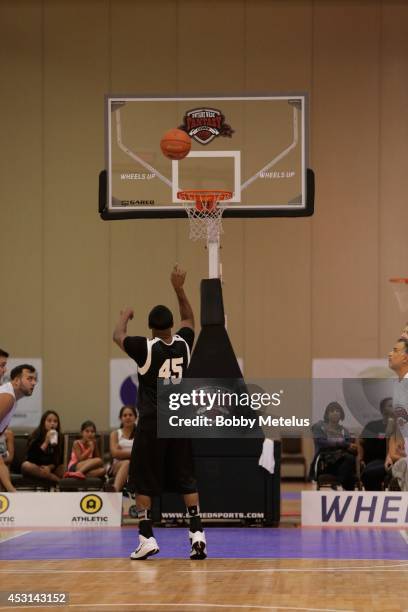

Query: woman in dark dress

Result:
[21,410,64,483]
[311,402,357,490]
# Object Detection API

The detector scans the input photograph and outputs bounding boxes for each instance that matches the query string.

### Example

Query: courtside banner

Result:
[0,493,122,528]
[302,491,408,527]
[109,359,138,428]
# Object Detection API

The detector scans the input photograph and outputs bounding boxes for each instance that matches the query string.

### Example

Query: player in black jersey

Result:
[113,265,206,560]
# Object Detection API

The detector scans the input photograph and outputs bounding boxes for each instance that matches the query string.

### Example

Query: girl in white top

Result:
[108,405,138,492]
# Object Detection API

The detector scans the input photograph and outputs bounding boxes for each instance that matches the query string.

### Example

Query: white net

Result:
[178,190,232,242]
[184,204,226,241]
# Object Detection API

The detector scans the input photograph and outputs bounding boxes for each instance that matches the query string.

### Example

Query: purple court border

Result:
[0,527,407,561]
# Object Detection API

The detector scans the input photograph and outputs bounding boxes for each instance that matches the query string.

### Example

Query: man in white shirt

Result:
[0,364,37,492]
[0,349,8,383]
[388,338,408,441]
[387,339,408,491]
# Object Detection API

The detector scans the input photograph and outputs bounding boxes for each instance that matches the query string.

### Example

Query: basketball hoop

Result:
[390,278,408,312]
[177,190,232,242]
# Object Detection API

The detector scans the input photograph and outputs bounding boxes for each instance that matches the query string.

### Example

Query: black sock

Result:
[187,505,203,533]
[139,520,153,538]
[139,509,153,538]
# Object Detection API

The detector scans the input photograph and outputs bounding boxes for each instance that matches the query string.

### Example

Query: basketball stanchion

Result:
[177,189,232,279]
[389,277,408,313]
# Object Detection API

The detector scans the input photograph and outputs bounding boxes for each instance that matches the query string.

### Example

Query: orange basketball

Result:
[160,128,191,160]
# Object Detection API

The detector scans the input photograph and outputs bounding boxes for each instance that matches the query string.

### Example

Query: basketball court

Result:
[1,523,407,611]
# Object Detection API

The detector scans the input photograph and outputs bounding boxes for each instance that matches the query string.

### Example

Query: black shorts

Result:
[128,424,197,497]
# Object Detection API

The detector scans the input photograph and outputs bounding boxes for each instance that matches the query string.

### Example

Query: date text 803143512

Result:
[0,593,69,606]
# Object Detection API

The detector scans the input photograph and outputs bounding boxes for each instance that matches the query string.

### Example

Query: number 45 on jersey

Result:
[158,357,184,381]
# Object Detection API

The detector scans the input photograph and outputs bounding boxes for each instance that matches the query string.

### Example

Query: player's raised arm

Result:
[171,265,194,330]
[113,308,134,351]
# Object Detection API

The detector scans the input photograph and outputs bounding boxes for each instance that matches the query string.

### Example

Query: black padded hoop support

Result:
[186,279,241,379]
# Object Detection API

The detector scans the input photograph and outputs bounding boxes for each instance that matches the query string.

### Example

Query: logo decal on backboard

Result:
[179,108,234,145]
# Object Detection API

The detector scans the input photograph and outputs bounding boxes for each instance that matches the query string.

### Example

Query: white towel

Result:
[258,438,275,474]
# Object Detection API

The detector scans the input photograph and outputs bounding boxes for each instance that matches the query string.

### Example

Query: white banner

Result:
[312,358,394,433]
[302,491,408,527]
[110,359,138,428]
[0,492,122,528]
[2,358,43,429]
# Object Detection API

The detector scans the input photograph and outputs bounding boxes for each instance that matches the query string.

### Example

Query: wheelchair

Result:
[311,450,363,491]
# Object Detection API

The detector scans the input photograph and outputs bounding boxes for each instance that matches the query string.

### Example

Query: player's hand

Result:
[120,308,134,322]
[171,264,186,289]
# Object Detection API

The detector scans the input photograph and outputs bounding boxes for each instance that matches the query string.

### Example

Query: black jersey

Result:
[123,327,194,421]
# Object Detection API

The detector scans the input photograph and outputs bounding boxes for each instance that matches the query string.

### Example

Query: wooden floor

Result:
[0,557,406,612]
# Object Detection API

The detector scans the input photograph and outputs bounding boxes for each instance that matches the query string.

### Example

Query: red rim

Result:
[178,190,232,212]
[389,278,408,284]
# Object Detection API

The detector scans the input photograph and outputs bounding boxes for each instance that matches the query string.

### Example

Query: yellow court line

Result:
[0,531,30,544]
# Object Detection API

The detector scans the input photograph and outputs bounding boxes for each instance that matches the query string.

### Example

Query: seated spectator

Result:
[0,428,15,492]
[386,431,407,490]
[21,411,64,483]
[359,397,393,490]
[65,420,105,479]
[311,401,357,490]
[108,405,138,492]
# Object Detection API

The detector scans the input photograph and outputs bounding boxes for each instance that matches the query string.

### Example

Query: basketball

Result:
[160,128,191,160]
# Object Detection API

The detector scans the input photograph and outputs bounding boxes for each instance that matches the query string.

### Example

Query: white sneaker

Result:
[189,530,207,560]
[130,535,159,560]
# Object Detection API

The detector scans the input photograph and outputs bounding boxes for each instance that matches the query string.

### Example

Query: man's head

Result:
[0,349,9,382]
[388,338,408,377]
[148,305,174,331]
[10,364,37,397]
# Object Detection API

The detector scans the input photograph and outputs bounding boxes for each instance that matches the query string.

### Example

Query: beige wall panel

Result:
[243,1,312,377]
[43,1,110,430]
[312,1,380,358]
[178,0,245,95]
[379,3,408,353]
[110,219,176,343]
[244,218,311,378]
[245,0,312,92]
[111,1,177,94]
[0,2,43,355]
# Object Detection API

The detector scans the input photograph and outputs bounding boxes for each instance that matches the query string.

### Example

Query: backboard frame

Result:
[99,94,314,220]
